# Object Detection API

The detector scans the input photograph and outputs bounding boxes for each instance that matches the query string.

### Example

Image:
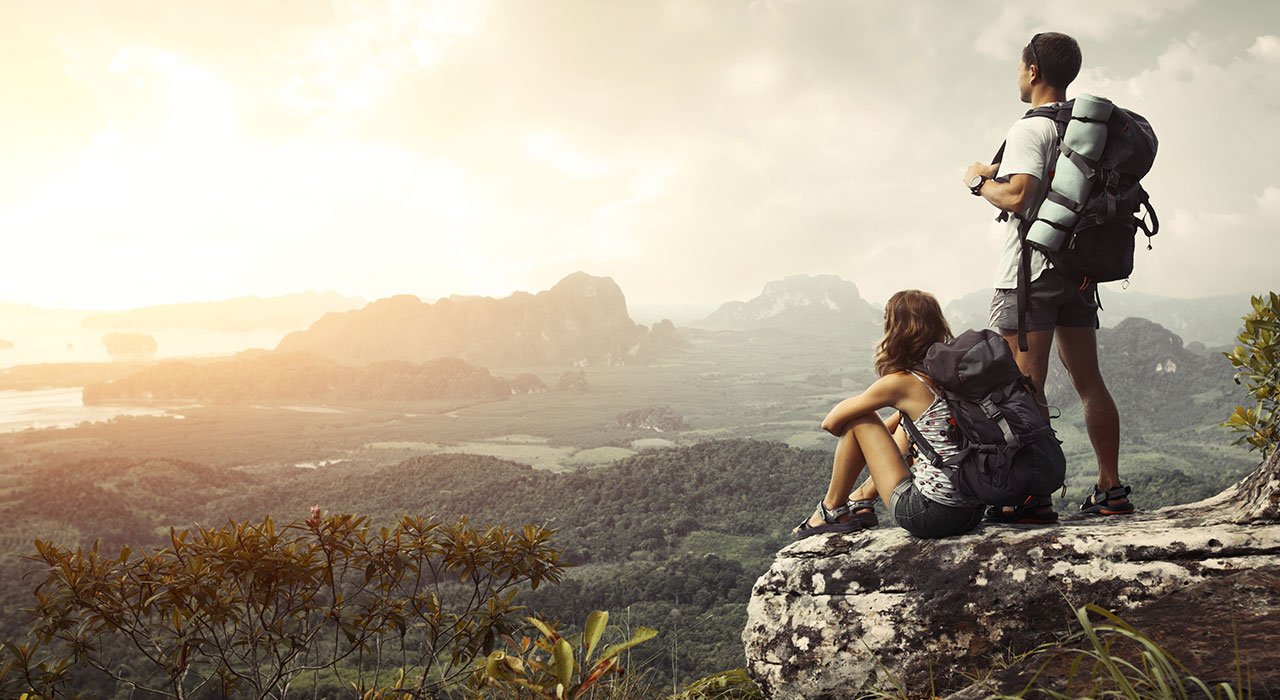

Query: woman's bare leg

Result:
[798,417,912,531]
[848,414,913,509]
[849,424,911,504]
[821,423,866,508]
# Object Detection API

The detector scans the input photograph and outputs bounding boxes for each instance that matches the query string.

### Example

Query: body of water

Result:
[0,388,177,433]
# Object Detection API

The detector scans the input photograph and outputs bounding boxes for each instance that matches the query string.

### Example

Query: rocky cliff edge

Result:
[743,450,1280,698]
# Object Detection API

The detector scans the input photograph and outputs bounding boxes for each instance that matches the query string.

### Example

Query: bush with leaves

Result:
[476,610,657,699]
[3,510,563,699]
[1223,291,1280,457]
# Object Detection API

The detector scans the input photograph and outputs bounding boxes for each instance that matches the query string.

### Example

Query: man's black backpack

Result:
[900,329,1066,506]
[996,99,1160,350]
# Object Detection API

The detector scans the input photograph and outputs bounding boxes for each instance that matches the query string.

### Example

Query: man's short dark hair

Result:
[1022,32,1081,90]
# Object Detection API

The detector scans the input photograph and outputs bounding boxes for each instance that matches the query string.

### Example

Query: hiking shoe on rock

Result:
[1080,484,1135,516]
[986,494,1059,524]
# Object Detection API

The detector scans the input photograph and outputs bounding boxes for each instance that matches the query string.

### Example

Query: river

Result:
[0,387,177,433]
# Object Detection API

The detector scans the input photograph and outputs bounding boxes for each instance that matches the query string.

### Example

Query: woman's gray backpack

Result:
[900,329,1066,506]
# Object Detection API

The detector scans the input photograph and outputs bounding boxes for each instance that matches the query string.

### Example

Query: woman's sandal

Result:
[793,500,865,540]
[1080,484,1135,516]
[848,499,879,528]
[986,494,1059,525]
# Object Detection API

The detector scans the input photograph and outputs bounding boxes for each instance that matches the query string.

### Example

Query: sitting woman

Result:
[793,289,985,540]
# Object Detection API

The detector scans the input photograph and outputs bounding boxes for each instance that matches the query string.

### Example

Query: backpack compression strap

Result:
[1136,189,1160,244]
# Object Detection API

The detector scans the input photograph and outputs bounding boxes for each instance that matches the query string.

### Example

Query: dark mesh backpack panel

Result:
[908,329,1066,506]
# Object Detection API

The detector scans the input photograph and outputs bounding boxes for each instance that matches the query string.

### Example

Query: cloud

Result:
[278,0,487,128]
[1258,186,1280,220]
[1075,33,1280,222]
[524,132,609,179]
[974,0,1200,59]
[2,1,1278,309]
[1149,204,1278,297]
[1248,34,1280,60]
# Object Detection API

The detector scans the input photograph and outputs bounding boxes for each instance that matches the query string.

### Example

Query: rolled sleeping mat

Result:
[1026,201,1076,252]
[1027,95,1114,252]
[1072,93,1114,120]
[1063,95,1114,161]
[1049,156,1090,203]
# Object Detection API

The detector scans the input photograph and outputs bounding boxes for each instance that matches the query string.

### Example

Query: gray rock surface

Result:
[743,451,1280,698]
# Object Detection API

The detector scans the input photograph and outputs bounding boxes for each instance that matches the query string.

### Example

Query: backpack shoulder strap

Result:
[993,104,1067,222]
[1022,103,1070,141]
[1016,216,1033,352]
[899,413,942,467]
[1021,104,1061,121]
[906,365,947,399]
[993,105,1053,168]
[1010,103,1071,352]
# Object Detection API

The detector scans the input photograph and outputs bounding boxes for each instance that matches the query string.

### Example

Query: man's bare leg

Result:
[1056,325,1125,500]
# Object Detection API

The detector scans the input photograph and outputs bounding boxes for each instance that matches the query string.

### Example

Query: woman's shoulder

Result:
[882,369,936,384]
[883,369,943,399]
[875,370,915,387]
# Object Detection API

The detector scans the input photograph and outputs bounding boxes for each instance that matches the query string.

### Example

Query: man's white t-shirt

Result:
[992,113,1059,290]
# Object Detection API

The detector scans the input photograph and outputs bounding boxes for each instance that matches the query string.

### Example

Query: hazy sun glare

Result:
[3,1,515,310]
[2,2,1277,311]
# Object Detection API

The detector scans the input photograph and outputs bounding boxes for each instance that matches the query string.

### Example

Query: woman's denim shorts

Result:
[889,477,984,539]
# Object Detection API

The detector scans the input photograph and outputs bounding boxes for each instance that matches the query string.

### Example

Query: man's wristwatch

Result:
[968,174,987,196]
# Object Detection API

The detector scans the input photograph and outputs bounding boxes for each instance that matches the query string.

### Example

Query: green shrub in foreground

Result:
[476,610,657,699]
[1223,291,1280,458]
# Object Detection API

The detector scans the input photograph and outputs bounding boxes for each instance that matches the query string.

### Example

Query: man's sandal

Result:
[1080,484,1135,516]
[986,494,1058,525]
[793,500,865,540]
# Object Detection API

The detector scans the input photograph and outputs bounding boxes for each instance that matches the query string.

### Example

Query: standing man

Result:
[961,32,1133,521]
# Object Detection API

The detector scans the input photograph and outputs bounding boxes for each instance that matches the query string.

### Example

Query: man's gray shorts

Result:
[990,268,1100,332]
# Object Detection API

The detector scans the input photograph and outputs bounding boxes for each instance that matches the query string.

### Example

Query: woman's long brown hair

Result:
[874,289,954,377]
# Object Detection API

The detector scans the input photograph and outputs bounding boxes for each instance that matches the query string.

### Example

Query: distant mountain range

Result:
[944,287,1254,347]
[82,352,511,404]
[81,291,366,333]
[696,274,881,337]
[1045,316,1242,436]
[276,272,685,368]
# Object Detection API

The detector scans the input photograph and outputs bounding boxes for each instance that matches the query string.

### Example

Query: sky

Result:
[2,0,1278,311]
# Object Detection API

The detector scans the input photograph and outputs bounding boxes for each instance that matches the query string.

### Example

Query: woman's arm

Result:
[821,375,906,436]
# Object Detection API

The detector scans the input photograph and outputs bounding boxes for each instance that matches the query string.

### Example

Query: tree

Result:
[5,510,564,699]
[1223,291,1280,457]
